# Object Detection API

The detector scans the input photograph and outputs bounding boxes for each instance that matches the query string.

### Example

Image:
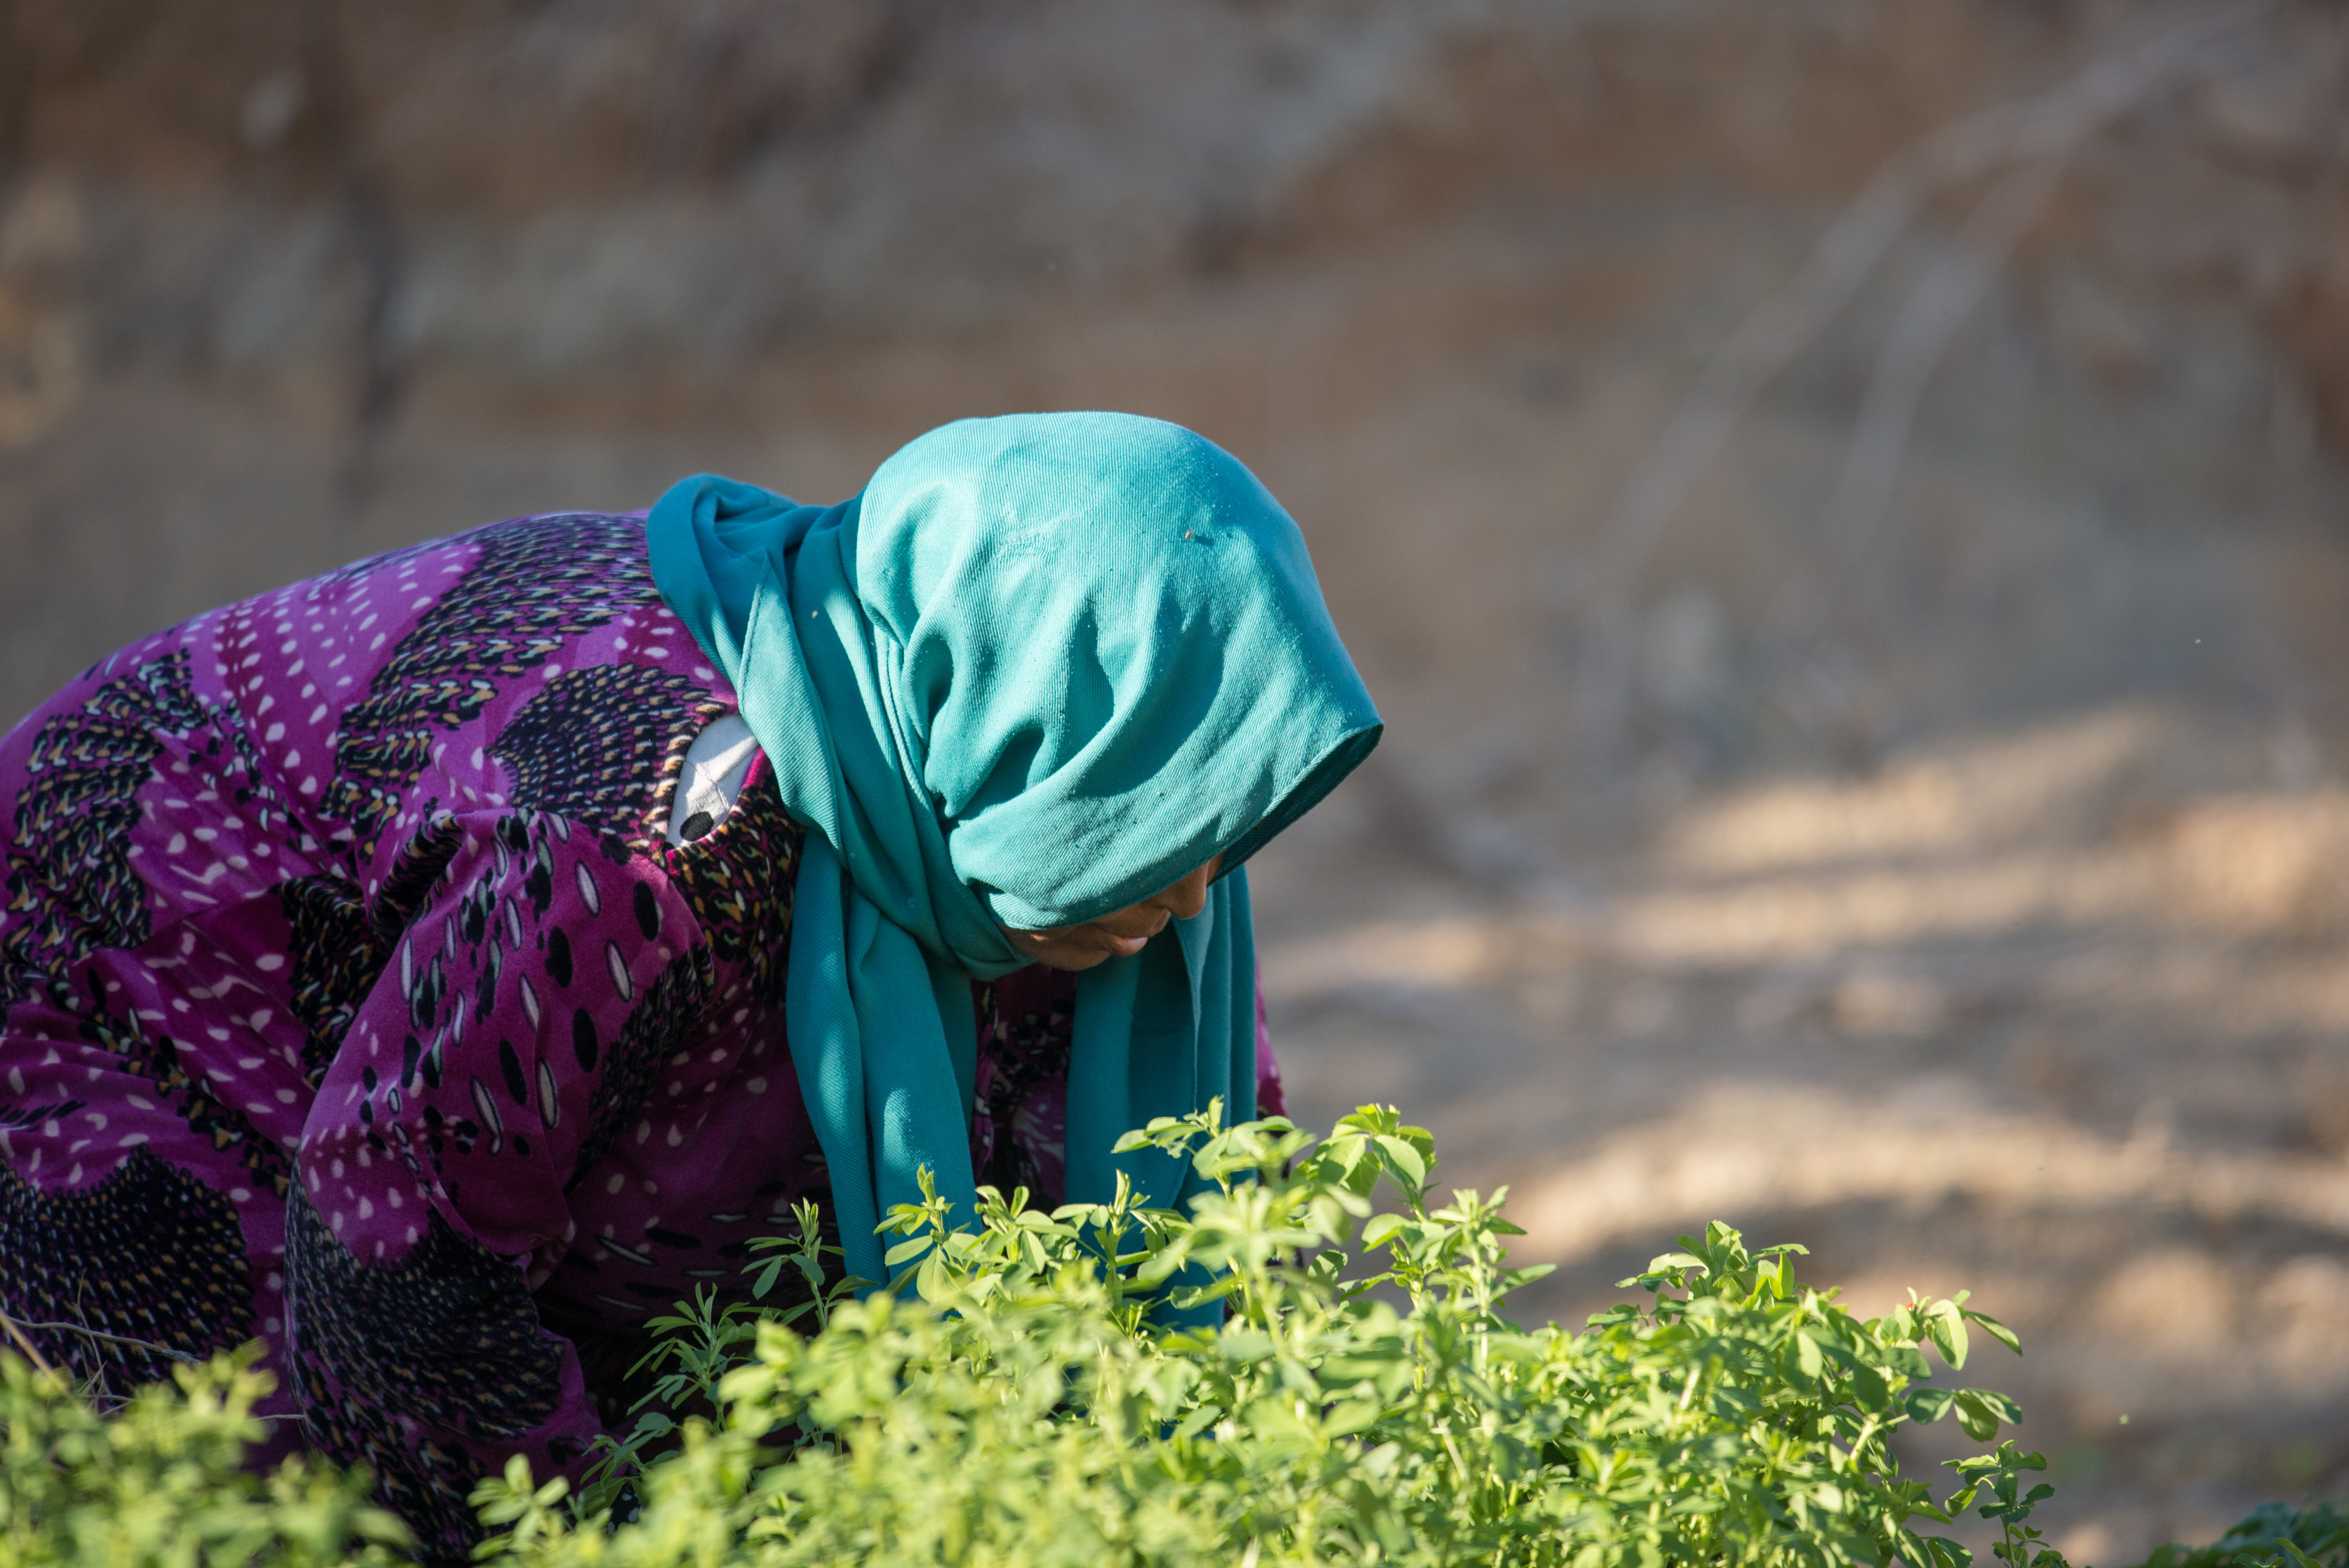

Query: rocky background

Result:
[8,0,2349,1552]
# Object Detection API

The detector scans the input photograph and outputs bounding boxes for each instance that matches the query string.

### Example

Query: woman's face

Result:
[1001,855,1224,971]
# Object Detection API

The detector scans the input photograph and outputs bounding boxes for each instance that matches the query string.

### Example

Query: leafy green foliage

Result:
[9,1103,2324,1568]
[2128,1502,2349,1568]
[483,1102,2055,1567]
[0,1346,408,1568]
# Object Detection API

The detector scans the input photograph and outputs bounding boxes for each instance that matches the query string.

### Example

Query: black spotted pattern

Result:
[284,1184,564,1563]
[277,874,386,1085]
[322,514,659,860]
[970,970,1080,1204]
[653,770,801,1008]
[69,966,293,1198]
[367,815,470,944]
[0,1149,255,1396]
[491,665,707,850]
[565,946,712,1188]
[1,652,203,1005]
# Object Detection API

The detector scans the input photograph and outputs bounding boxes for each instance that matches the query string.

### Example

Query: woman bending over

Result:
[0,412,1380,1559]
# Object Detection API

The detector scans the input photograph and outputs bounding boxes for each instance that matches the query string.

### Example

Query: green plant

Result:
[0,1103,2094,1567]
[0,1345,408,1568]
[477,1102,2054,1567]
[2125,1502,2349,1568]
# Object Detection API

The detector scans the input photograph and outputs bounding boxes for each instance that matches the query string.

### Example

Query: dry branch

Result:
[0,1303,206,1370]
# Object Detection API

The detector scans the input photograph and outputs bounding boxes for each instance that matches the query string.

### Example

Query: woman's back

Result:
[0,510,1271,1561]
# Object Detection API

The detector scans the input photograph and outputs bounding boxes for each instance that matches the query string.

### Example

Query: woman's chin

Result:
[1005,925,1153,970]
[1034,933,1162,970]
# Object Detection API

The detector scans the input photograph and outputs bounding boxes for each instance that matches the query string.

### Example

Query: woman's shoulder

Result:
[0,507,761,938]
[281,511,736,870]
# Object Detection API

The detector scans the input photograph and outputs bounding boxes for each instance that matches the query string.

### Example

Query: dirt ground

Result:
[9,0,2349,1556]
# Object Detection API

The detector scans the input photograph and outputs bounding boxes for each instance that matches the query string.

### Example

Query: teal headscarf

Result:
[645,412,1381,1291]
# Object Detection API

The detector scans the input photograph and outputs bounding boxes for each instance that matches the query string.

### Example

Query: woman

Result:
[0,412,1380,1557]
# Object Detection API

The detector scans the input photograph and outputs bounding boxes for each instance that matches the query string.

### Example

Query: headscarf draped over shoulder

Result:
[647,412,1381,1292]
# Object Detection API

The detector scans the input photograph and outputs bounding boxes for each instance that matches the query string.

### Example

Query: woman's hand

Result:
[1001,855,1222,971]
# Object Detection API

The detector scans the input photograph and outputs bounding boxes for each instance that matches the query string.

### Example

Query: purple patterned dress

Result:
[0,512,1285,1560]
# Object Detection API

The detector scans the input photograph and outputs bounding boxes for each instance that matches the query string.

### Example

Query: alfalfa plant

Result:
[472,1102,2056,1568]
[0,1103,2089,1567]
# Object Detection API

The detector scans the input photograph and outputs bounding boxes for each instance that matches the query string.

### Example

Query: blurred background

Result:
[6,0,2349,1551]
